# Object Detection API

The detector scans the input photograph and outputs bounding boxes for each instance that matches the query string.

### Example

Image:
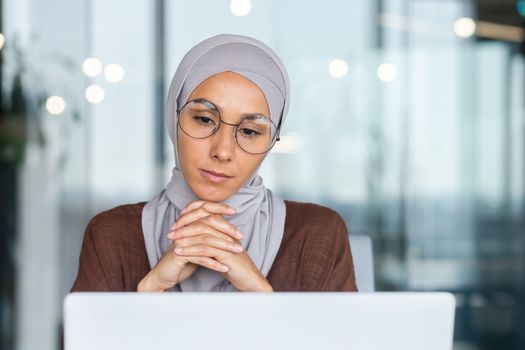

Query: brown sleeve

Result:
[69,203,150,292]
[299,210,358,292]
[70,223,112,292]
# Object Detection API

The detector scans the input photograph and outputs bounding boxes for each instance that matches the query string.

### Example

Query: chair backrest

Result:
[349,235,375,292]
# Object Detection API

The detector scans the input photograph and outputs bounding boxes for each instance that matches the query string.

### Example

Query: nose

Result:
[209,122,236,162]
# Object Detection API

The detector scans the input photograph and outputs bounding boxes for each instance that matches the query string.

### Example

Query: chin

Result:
[193,184,233,203]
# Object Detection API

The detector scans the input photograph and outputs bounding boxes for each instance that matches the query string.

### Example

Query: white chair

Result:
[349,235,375,292]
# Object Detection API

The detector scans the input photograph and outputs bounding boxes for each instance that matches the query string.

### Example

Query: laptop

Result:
[64,292,455,350]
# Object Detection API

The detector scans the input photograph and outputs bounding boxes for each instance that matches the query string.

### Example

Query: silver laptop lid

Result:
[64,292,455,350]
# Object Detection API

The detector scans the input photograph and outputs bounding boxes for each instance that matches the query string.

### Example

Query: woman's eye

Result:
[239,128,262,137]
[193,116,216,125]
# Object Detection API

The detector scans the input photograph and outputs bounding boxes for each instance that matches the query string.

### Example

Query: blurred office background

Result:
[0,0,524,349]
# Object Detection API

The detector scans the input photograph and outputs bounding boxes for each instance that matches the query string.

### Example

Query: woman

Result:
[71,34,357,292]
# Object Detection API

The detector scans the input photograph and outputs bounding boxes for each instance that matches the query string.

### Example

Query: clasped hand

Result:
[137,200,272,292]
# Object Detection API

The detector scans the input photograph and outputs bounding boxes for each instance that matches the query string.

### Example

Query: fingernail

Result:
[236,230,243,238]
[228,207,236,214]
[220,265,229,272]
[174,247,183,254]
[234,245,243,252]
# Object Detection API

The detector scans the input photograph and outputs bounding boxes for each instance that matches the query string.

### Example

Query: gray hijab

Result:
[141,34,291,292]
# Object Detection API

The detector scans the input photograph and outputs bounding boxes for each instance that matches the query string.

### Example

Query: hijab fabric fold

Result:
[141,34,290,291]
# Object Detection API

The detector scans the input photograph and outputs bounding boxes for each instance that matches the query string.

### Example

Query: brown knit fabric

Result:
[70,200,358,292]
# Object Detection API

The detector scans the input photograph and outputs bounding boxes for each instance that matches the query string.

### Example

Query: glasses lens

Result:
[178,101,220,138]
[236,115,277,154]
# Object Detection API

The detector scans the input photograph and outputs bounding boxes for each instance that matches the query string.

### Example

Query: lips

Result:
[199,169,233,183]
[204,169,232,177]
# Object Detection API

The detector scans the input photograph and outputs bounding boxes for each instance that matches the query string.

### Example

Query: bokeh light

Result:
[82,57,103,77]
[230,0,252,17]
[104,64,125,83]
[85,84,105,104]
[328,59,349,79]
[454,17,476,38]
[45,96,66,115]
[377,63,398,82]
[271,133,302,154]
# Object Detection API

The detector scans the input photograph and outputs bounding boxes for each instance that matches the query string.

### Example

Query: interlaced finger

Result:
[173,234,243,254]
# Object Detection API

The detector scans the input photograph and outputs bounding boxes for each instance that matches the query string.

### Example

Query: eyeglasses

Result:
[176,98,281,155]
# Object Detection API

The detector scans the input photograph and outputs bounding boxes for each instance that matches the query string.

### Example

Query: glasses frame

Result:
[176,98,282,155]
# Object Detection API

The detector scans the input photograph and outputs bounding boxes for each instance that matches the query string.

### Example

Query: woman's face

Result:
[177,71,271,202]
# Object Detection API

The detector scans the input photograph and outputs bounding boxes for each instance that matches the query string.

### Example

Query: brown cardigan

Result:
[70,200,358,292]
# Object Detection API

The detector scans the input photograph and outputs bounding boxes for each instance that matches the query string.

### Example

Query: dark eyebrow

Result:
[191,97,270,120]
[187,106,218,114]
[191,98,219,111]
[242,113,270,121]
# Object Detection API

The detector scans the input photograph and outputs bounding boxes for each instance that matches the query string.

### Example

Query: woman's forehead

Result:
[186,72,271,118]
